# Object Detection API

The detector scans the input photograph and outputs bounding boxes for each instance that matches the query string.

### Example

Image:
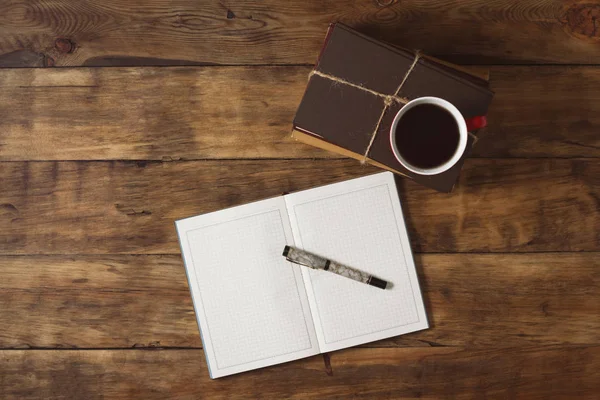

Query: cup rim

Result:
[389,96,468,176]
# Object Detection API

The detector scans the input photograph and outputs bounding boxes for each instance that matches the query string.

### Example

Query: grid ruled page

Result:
[176,197,319,378]
[285,172,428,352]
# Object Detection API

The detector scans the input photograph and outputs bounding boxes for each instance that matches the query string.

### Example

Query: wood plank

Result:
[0,255,199,349]
[0,66,328,161]
[1,159,598,254]
[0,254,598,349]
[1,347,598,399]
[1,66,599,161]
[475,66,600,158]
[0,1,599,66]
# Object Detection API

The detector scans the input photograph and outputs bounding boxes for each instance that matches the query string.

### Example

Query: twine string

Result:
[308,52,422,163]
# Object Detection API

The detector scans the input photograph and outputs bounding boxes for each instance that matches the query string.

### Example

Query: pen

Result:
[282,246,389,290]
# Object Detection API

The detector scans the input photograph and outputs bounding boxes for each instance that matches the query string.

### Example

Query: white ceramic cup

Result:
[389,96,468,176]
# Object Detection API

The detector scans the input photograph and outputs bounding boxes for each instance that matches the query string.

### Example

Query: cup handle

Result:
[465,116,487,132]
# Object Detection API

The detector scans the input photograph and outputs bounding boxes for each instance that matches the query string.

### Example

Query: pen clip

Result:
[285,256,313,269]
[283,246,325,270]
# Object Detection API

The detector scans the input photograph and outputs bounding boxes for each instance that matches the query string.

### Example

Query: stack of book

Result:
[292,23,495,192]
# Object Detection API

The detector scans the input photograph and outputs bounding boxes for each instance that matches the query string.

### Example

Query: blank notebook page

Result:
[285,172,428,352]
[176,197,319,378]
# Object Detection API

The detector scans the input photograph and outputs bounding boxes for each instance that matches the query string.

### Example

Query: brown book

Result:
[292,23,494,192]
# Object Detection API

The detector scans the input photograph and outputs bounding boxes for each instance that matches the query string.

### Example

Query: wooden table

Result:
[1,1,599,398]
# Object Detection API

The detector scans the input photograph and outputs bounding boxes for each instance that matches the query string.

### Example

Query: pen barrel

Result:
[283,246,388,289]
[328,261,371,284]
[329,261,387,289]
[285,247,329,269]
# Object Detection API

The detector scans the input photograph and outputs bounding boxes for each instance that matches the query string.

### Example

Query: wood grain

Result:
[1,347,598,399]
[0,0,598,67]
[0,253,598,349]
[1,0,598,396]
[0,66,328,161]
[1,66,600,161]
[0,255,198,349]
[1,159,598,255]
[476,66,600,158]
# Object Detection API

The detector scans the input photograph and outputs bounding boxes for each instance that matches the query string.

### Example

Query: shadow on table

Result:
[395,176,436,333]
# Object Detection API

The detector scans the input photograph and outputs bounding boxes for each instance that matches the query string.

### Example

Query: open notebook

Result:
[176,172,428,378]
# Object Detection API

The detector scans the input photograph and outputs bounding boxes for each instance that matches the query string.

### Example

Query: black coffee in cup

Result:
[393,104,460,169]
